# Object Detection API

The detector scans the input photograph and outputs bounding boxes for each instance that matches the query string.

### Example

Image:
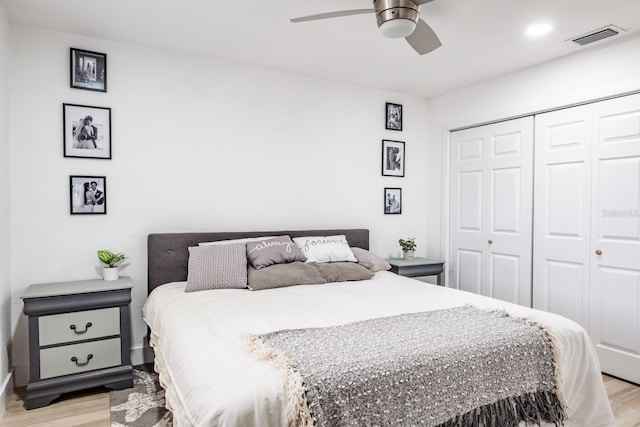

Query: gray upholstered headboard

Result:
[147,228,369,294]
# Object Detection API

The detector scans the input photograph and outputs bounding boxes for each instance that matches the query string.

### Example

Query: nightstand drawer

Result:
[39,307,120,346]
[40,338,121,379]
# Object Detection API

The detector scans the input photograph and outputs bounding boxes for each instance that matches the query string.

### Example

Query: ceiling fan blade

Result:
[290,9,374,23]
[405,18,441,55]
[413,0,436,5]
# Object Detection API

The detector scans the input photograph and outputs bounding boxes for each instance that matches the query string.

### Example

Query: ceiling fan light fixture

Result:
[379,18,417,38]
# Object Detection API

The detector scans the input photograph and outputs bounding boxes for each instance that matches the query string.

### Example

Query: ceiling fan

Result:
[290,0,441,55]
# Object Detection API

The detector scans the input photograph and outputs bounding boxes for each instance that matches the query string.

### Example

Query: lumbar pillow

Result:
[185,243,247,292]
[292,235,357,263]
[350,247,392,272]
[246,235,307,270]
[315,262,375,282]
[247,262,326,291]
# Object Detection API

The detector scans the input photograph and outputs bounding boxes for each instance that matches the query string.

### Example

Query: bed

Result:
[143,229,615,427]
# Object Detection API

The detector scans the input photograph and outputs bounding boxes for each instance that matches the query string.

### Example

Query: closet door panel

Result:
[491,167,521,234]
[458,171,483,231]
[450,130,487,294]
[595,267,639,349]
[533,105,592,326]
[590,93,640,383]
[489,253,519,303]
[546,260,585,324]
[450,117,533,306]
[457,249,482,294]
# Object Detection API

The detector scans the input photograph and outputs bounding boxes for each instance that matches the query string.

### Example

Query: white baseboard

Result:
[130,345,155,366]
[0,369,14,421]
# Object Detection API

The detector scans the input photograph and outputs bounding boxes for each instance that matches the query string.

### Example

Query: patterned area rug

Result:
[110,364,173,426]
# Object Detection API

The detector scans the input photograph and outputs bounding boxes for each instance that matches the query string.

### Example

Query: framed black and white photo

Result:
[385,102,402,131]
[63,103,112,159]
[70,175,107,215]
[382,139,405,177]
[384,187,402,214]
[70,48,107,92]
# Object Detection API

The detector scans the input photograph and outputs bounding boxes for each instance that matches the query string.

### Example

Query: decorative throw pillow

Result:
[247,262,326,291]
[292,235,357,263]
[246,235,307,269]
[185,243,247,292]
[350,247,392,272]
[315,262,375,283]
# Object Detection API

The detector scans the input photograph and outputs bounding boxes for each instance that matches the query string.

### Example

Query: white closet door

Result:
[533,105,592,326]
[450,117,533,306]
[590,93,640,383]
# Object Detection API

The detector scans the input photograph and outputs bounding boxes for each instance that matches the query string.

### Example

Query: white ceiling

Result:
[3,0,640,98]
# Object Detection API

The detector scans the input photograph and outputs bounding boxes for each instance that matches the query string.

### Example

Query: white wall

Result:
[427,35,640,268]
[0,2,12,418]
[9,25,430,386]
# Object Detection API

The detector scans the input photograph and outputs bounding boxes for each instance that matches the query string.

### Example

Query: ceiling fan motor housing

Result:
[374,0,419,27]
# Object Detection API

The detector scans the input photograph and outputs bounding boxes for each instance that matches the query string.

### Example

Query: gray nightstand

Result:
[21,277,134,409]
[387,257,445,286]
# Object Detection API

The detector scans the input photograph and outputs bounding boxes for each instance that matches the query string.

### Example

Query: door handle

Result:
[488,240,493,245]
[595,249,602,256]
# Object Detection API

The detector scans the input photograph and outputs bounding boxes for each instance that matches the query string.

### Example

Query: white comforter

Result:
[142,271,615,427]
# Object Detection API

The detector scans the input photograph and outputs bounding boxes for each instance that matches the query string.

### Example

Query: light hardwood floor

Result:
[1,387,110,427]
[1,376,639,426]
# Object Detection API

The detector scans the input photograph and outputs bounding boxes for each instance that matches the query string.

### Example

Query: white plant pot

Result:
[403,250,415,261]
[103,267,119,281]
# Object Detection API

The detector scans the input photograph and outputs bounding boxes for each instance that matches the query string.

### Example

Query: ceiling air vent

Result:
[570,25,625,46]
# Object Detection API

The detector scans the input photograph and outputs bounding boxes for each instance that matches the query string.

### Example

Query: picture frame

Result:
[63,103,112,159]
[385,102,402,131]
[382,139,405,177]
[70,175,107,215]
[384,187,402,214]
[70,48,107,92]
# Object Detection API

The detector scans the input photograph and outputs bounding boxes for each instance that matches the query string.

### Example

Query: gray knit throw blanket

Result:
[247,306,566,427]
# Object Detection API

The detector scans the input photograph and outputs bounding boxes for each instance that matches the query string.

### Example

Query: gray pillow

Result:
[350,247,392,272]
[185,243,247,292]
[247,262,326,291]
[315,262,375,283]
[246,235,307,270]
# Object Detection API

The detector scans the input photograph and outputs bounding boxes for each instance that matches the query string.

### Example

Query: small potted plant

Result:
[398,238,417,261]
[97,249,127,281]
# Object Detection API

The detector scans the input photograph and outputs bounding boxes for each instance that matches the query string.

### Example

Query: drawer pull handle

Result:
[71,354,93,366]
[70,322,92,334]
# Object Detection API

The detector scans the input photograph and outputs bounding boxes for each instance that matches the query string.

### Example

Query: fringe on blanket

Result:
[246,335,314,427]
[468,304,568,416]
[438,389,566,427]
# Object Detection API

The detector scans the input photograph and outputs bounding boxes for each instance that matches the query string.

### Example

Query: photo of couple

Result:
[63,103,112,159]
[70,176,107,215]
[385,188,402,214]
[382,140,405,177]
[72,115,99,149]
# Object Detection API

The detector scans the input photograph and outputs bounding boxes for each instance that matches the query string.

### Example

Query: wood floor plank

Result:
[603,375,640,427]
[0,388,109,427]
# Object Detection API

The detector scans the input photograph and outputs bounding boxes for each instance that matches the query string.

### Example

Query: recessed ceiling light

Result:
[526,23,553,37]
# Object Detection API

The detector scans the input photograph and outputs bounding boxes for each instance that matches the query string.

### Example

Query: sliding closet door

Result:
[450,117,533,306]
[590,93,640,384]
[532,105,592,326]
